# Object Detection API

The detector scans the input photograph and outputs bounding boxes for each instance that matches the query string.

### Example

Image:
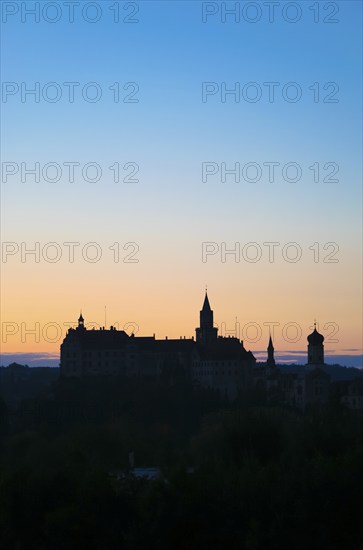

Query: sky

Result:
[0,0,362,367]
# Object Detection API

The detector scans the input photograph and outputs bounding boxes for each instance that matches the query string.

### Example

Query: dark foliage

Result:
[0,375,362,549]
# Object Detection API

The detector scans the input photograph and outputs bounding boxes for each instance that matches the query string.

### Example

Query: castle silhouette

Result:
[60,292,326,400]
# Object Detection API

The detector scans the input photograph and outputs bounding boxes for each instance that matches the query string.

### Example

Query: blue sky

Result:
[2,1,361,230]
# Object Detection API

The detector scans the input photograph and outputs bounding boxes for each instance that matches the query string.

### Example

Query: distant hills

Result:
[0,363,59,407]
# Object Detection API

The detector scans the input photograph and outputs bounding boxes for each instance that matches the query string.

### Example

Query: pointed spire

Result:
[267,333,275,366]
[202,291,211,311]
[196,289,217,343]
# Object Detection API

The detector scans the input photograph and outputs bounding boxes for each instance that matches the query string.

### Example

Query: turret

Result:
[266,335,275,367]
[77,312,86,331]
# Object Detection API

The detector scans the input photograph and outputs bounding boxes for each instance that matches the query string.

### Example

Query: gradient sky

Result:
[1,1,362,366]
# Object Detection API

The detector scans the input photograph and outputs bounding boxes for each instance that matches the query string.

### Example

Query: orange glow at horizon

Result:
[1,234,362,358]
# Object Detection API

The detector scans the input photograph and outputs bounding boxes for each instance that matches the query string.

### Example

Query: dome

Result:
[307,327,324,344]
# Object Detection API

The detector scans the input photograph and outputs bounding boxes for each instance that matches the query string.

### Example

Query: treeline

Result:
[0,365,59,408]
[0,375,362,548]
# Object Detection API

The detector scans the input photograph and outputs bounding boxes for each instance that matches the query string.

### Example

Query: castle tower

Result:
[307,323,324,365]
[196,291,218,344]
[77,312,86,331]
[266,335,275,367]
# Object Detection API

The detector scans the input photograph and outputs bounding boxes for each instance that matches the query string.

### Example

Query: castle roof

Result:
[196,337,254,361]
[64,327,130,349]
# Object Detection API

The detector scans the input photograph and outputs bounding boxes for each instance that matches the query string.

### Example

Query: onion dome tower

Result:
[307,323,324,365]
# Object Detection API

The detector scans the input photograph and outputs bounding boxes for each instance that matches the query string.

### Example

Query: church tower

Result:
[307,323,324,365]
[266,335,275,367]
[196,292,218,344]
